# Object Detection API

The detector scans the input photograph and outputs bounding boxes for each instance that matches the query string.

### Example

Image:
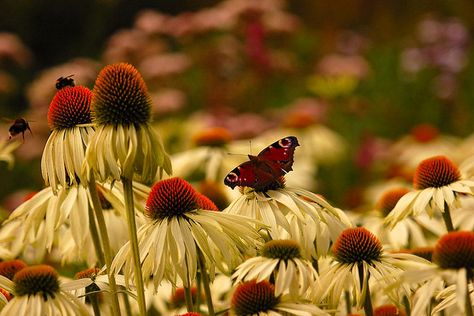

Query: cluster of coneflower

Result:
[1,62,474,316]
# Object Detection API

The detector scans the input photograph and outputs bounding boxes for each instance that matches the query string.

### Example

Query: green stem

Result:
[466,276,473,316]
[121,286,133,316]
[195,271,202,313]
[183,285,194,312]
[87,175,121,316]
[88,205,105,266]
[89,293,102,316]
[197,249,215,316]
[442,202,455,232]
[358,262,373,316]
[403,295,411,316]
[344,290,352,315]
[121,177,147,316]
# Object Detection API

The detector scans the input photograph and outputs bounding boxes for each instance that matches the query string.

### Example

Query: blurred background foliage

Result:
[1,0,474,210]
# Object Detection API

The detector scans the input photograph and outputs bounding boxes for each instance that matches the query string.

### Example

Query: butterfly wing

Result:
[257,136,299,173]
[224,136,300,190]
[224,159,280,189]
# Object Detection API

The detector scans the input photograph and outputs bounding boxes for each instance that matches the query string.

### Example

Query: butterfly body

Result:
[224,136,299,191]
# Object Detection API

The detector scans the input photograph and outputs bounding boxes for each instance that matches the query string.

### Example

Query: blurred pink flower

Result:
[0,33,32,67]
[316,54,370,79]
[139,53,191,79]
[150,89,187,115]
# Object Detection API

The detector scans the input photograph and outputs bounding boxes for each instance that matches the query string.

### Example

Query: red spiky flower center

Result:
[92,63,151,126]
[0,259,27,280]
[196,193,219,211]
[47,86,92,130]
[433,231,474,270]
[377,188,410,217]
[232,280,280,316]
[413,156,461,190]
[145,177,198,219]
[374,304,406,316]
[332,227,383,264]
[13,265,60,299]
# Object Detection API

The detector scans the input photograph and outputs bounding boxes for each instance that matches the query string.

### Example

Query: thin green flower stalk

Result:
[84,63,172,315]
[88,175,122,316]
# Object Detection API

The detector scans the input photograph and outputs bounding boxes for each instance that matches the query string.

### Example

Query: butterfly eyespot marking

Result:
[279,138,292,147]
[227,172,238,181]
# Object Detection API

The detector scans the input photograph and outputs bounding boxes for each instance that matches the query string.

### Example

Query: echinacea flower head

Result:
[112,177,264,290]
[332,227,382,264]
[0,265,89,316]
[398,232,474,315]
[85,62,171,183]
[0,260,26,280]
[231,280,328,316]
[233,239,318,298]
[385,155,474,228]
[316,227,426,308]
[41,85,94,192]
[232,280,279,316]
[362,187,431,249]
[377,188,410,217]
[224,186,351,258]
[432,231,474,270]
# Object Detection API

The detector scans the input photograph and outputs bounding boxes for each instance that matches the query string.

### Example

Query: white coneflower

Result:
[84,62,171,183]
[112,177,264,291]
[385,155,474,232]
[41,85,94,193]
[231,280,329,316]
[232,239,318,298]
[361,187,440,249]
[225,186,351,258]
[0,265,90,316]
[315,227,428,314]
[400,231,474,315]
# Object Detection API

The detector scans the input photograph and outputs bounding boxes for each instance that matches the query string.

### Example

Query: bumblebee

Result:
[55,75,75,90]
[9,118,32,141]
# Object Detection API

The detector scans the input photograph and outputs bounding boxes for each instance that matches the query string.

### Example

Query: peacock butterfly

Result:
[224,136,299,191]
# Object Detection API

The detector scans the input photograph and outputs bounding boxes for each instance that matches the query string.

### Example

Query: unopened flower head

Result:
[85,62,172,183]
[0,260,27,280]
[41,85,94,191]
[433,231,474,270]
[231,280,279,316]
[332,227,382,264]
[92,63,151,125]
